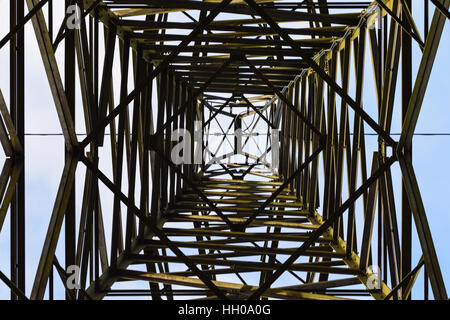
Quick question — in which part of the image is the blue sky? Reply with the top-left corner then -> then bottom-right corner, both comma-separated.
0,0 -> 449,300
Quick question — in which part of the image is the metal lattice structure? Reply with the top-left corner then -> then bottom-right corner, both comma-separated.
0,0 -> 449,300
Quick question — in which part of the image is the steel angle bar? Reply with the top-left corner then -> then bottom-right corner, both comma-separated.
398,0 -> 450,151
375,0 -> 425,49
30,156 -> 78,300
397,154 -> 447,299
249,155 -> 397,300
242,145 -> 325,230
0,0 -> 49,50
97,22 -> 117,146
241,96 -> 275,129
153,59 -> 232,138
359,153 -> 379,271
147,139 -> 236,229
241,147 -> 272,179
52,256 -> 94,300
243,57 -> 322,137
0,161 -> 22,233
25,0 -> 78,150
79,154 -> 227,299
384,255 -> 424,300
79,0 -> 233,149
244,0 -> 396,147
0,89 -> 23,155
53,0 -> 102,51
203,96 -> 235,127
0,270 -> 28,300
430,0 -> 450,20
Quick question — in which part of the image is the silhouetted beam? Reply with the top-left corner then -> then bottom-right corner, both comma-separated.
133,33 -> 334,48
117,20 -> 347,37
180,73 -> 295,81
115,269 -> 351,300
196,87 -> 276,95
151,55 -> 309,67
144,44 -> 317,56
140,239 -> 345,258
185,79 -> 289,87
170,65 -> 306,74
161,227 -> 332,243
111,1 -> 360,25
126,254 -> 360,275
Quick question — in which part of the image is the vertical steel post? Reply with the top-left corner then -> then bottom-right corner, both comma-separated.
401,0 -> 413,299
10,0 -> 25,300
65,0 -> 76,300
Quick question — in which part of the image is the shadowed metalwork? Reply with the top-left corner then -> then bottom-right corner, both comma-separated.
0,0 -> 449,300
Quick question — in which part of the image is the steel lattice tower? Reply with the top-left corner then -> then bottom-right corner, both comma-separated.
0,0 -> 449,300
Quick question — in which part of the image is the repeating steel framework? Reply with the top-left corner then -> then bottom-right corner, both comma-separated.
0,0 -> 449,300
